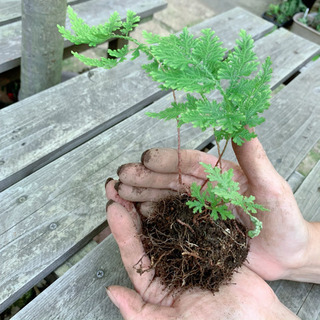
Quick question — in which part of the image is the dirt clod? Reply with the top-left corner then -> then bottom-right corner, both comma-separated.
137,194 -> 249,293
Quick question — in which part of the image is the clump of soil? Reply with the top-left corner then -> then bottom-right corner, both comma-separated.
136,194 -> 249,293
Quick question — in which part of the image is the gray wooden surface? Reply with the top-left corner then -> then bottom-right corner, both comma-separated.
1,32 -> 320,315
1,7 -> 320,319
0,7 -> 277,192
0,0 -> 167,73
11,234 -> 132,320
0,0 -> 88,25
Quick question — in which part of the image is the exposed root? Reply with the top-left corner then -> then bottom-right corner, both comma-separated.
138,194 -> 249,293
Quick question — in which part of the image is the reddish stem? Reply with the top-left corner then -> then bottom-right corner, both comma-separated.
172,89 -> 183,186
214,139 -> 229,169
199,139 -> 229,191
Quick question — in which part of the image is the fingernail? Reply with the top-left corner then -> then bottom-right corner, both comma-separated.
141,149 -> 151,164
106,287 -> 119,309
106,200 -> 115,212
114,181 -> 121,192
117,164 -> 125,176
104,177 -> 114,189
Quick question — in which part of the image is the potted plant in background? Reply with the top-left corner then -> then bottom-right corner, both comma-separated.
58,7 -> 272,293
291,7 -> 320,44
262,0 -> 307,27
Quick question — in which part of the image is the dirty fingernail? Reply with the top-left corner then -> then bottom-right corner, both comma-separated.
141,149 -> 151,164
104,177 -> 114,188
106,200 -> 115,212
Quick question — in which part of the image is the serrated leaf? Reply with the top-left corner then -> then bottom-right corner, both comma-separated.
120,10 -> 140,35
146,101 -> 187,121
142,30 -> 162,44
187,163 -> 268,237
72,51 -> 118,68
107,45 -> 129,62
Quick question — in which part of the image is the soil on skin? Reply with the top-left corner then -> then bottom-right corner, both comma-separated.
136,194 -> 249,293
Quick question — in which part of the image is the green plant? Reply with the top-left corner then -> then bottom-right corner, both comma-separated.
267,0 -> 307,24
299,8 -> 320,31
58,7 -> 272,237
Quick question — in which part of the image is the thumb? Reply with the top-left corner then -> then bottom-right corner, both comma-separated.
232,137 -> 281,187
106,285 -> 176,320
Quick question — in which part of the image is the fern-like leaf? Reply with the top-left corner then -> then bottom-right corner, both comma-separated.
187,163 -> 268,237
218,29 -> 259,84
121,10 -> 140,36
58,7 -> 123,46
72,51 -> 118,68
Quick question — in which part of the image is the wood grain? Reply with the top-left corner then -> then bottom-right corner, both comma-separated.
0,0 -> 89,26
0,37 -> 320,312
0,19 -> 319,312
297,284 -> 320,320
0,0 -> 167,72
0,7 -> 275,191
1,8 -> 320,317
11,235 -> 133,320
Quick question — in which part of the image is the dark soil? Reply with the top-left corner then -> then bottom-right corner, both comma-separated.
136,194 -> 249,294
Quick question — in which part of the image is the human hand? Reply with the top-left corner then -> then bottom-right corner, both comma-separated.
113,138 -> 319,283
105,183 -> 298,319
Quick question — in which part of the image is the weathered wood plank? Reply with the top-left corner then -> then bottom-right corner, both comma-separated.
11,235 -> 132,320
268,161 -> 320,316
208,59 -> 320,181
0,22 -> 318,311
0,0 -> 89,26
268,281 -> 313,315
54,240 -> 98,278
295,160 -> 320,222
0,7 -> 274,192
298,284 -> 320,320
287,171 -> 305,192
0,0 -> 167,73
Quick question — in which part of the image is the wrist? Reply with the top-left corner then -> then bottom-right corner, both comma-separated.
286,222 -> 320,283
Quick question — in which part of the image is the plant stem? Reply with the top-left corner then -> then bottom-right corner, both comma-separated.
215,139 -> 229,168
200,138 -> 229,191
172,90 -> 183,186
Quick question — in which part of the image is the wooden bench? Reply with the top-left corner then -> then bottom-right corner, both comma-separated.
0,7 -> 319,319
0,0 -> 167,74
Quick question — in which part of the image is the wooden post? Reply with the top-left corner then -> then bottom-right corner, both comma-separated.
20,0 -> 67,100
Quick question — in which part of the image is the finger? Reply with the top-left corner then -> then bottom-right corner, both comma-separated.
107,201 -> 154,292
116,182 -> 178,202
136,201 -> 156,217
107,202 -> 172,303
118,163 -> 203,190
142,148 -> 216,178
232,137 -> 283,187
105,179 -> 134,212
107,286 -> 177,320
142,148 -> 238,179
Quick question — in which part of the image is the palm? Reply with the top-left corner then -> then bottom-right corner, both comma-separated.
114,143 -> 309,281
106,197 -> 289,320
